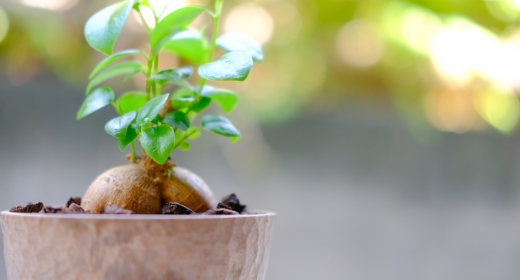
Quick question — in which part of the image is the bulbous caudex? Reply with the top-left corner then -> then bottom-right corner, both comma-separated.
81,155 -> 217,214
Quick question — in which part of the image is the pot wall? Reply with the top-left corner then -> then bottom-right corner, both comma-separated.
0,211 -> 275,280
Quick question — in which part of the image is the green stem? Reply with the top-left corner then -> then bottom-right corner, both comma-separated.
191,0 -> 223,107
153,56 -> 159,97
207,0 -> 223,65
174,127 -> 202,149
146,59 -> 153,99
131,141 -> 137,163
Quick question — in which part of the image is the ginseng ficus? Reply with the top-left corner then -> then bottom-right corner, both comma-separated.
77,0 -> 263,214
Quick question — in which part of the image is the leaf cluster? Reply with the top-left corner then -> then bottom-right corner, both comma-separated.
76,0 -> 263,164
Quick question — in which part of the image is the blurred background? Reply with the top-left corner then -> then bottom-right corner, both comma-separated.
2,0 -> 520,279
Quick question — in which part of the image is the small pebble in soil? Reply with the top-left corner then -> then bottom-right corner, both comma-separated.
218,193 -> 246,213
66,197 -> 82,208
9,202 -> 46,213
162,202 -> 194,215
59,203 -> 86,214
45,205 -> 63,213
203,208 -> 240,215
103,205 -> 134,215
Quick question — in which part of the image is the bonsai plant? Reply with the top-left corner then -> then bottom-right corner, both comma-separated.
1,1 -> 275,279
76,0 -> 263,215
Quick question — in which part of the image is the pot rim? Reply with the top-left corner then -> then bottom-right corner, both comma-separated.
0,210 -> 275,220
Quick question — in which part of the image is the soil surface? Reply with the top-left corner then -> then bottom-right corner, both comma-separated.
8,193 -> 249,216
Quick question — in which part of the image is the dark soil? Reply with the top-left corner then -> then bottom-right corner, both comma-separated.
218,193 -> 247,213
8,193 -> 251,215
9,202 -> 45,213
162,202 -> 193,215
66,197 -> 82,207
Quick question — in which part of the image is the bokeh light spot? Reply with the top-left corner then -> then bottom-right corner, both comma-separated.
429,18 -> 496,84
401,7 -> 442,54
0,6 -> 9,44
336,19 -> 384,68
425,89 -> 477,133
269,1 -> 302,45
18,0 -> 78,11
474,88 -> 520,134
224,4 -> 274,45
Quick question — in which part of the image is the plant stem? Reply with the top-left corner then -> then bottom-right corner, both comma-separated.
153,56 -> 159,96
131,141 -> 137,163
146,59 -> 153,99
174,127 -> 202,149
192,0 -> 223,103
207,0 -> 223,65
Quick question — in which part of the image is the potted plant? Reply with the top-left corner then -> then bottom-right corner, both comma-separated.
1,0 -> 275,279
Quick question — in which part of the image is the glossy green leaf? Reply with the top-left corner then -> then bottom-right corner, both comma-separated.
116,92 -> 148,114
216,33 -> 264,62
150,6 -> 206,56
191,96 -> 211,112
198,52 -> 253,81
201,114 -> 241,137
151,115 -> 163,125
84,0 -> 134,55
89,49 -> 142,79
172,97 -> 194,109
163,29 -> 208,65
104,111 -> 137,138
164,111 -> 190,131
136,94 -> 169,126
148,68 -> 191,85
87,61 -> 146,94
141,124 -> 175,164
117,125 -> 138,151
171,88 -> 195,109
77,87 -> 114,120
179,142 -> 191,151
201,86 -> 239,112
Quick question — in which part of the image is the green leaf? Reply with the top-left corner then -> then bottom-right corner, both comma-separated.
89,49 -> 142,79
172,97 -> 195,110
116,92 -> 148,114
141,124 -> 175,164
198,52 -> 253,81
217,33 -> 264,62
171,87 -> 195,109
136,94 -> 169,126
117,125 -> 138,151
104,111 -> 137,138
163,29 -> 208,65
87,61 -> 146,94
191,96 -> 211,112
150,6 -> 206,56
201,114 -> 241,137
77,87 -> 115,120
201,86 -> 239,112
164,111 -> 190,131
179,142 -> 191,151
151,115 -> 163,125
84,0 -> 134,55
148,68 -> 191,85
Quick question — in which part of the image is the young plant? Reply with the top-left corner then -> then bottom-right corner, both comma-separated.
76,0 -> 263,214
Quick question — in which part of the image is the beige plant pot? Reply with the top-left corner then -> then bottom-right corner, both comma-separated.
1,211 -> 275,280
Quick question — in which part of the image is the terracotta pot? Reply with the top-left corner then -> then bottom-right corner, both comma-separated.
0,211 -> 275,280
